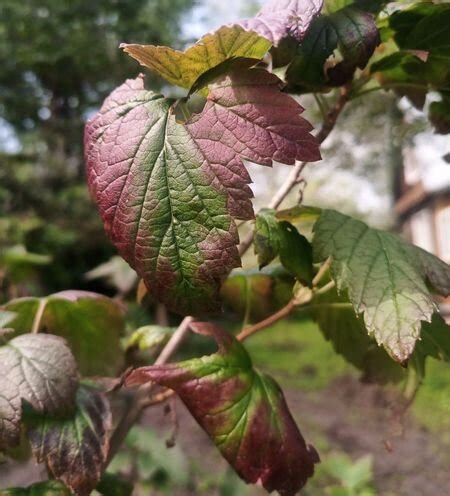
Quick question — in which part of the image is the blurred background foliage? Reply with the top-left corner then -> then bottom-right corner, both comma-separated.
0,0 -> 195,299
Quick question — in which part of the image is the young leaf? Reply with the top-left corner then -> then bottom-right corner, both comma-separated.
221,266 -> 294,322
0,481 -> 71,495
239,0 -> 324,45
24,385 -> 112,496
121,26 -> 271,91
2,291 -> 125,376
126,325 -> 174,352
254,208 -> 314,285
0,334 -> 78,450
313,209 -> 450,362
126,322 -> 318,495
85,68 -> 319,315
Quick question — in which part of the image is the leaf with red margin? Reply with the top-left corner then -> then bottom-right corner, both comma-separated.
126,322 -> 319,495
85,68 -> 319,315
24,385 -> 112,496
238,0 -> 324,45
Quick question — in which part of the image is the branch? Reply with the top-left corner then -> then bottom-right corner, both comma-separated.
237,300 -> 296,341
31,298 -> 47,334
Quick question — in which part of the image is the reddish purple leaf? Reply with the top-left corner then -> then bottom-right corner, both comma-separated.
25,385 -> 112,496
85,68 -> 319,314
126,323 -> 319,495
238,0 -> 323,45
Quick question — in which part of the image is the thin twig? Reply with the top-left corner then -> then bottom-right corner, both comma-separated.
312,257 -> 331,287
106,316 -> 193,464
155,316 -> 194,365
237,300 -> 295,342
314,280 -> 336,295
31,298 -> 47,334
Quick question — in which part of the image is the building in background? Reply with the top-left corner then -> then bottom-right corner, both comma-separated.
394,138 -> 450,314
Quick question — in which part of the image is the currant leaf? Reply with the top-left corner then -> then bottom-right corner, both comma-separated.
0,334 -> 78,450
121,26 -> 271,92
239,0 -> 324,45
313,209 -> 450,362
2,291 -> 125,376
283,5 -> 379,91
126,322 -> 319,495
85,68 -> 319,314
255,208 -> 314,285
24,385 -> 112,496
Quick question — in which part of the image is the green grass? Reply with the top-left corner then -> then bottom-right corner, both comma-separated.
413,358 -> 450,443
245,316 -> 355,390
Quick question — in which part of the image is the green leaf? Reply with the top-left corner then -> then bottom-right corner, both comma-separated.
121,25 -> 271,92
414,313 -> 450,369
24,385 -> 112,496
283,5 -> 379,91
126,322 -> 319,495
254,209 -> 314,285
2,291 -> 125,376
85,68 -> 319,315
325,0 -> 388,15
0,481 -> 71,495
372,3 -> 450,110
313,209 -> 450,362
220,266 -> 294,322
0,334 -> 78,450
126,325 -> 174,352
371,51 -> 428,109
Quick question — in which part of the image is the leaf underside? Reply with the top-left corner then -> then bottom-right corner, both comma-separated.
126,322 -> 318,495
85,68 -> 319,314
0,334 -> 78,451
313,209 -> 450,362
238,0 -> 324,45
